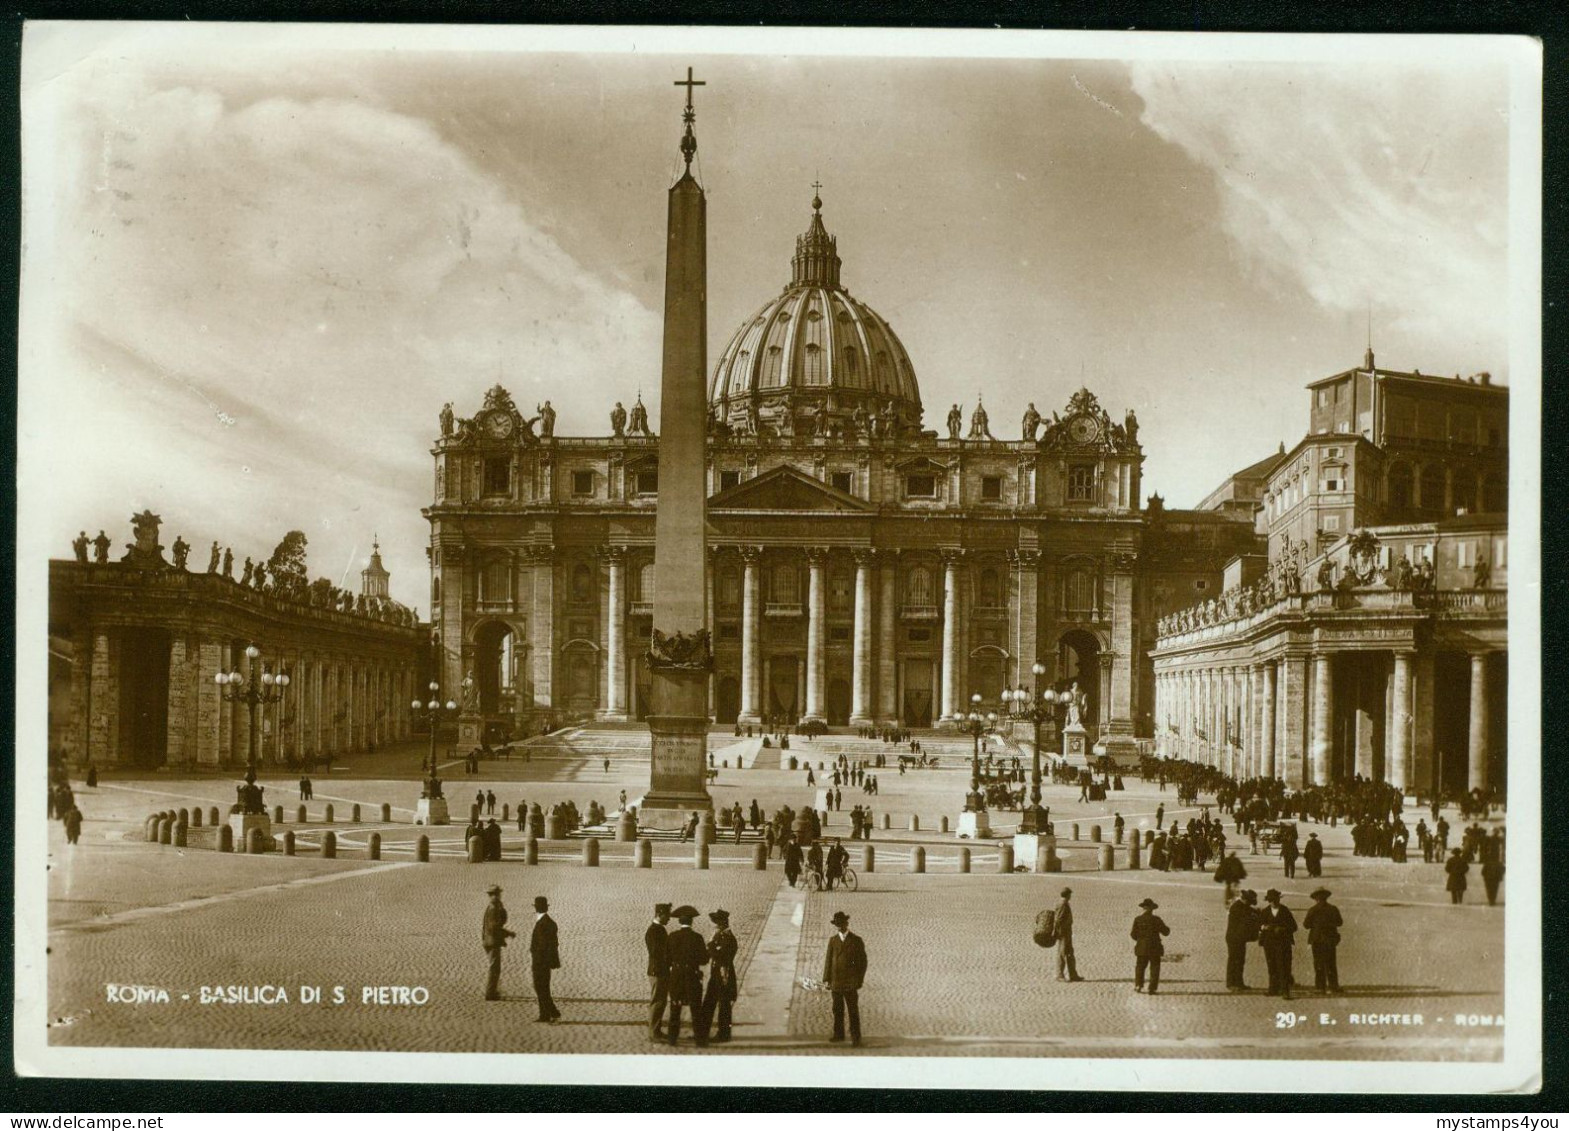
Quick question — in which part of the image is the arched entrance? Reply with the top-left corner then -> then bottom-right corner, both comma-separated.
902,660 -> 934,727
826,678 -> 851,726
119,628 -> 170,768
767,656 -> 799,721
473,621 -> 517,718
1058,630 -> 1101,741
968,646 -> 1007,708
716,675 -> 741,724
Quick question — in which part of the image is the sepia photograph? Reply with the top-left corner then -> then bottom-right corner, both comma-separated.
14,23 -> 1542,1093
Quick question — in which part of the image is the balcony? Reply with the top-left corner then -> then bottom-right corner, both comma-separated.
900,604 -> 939,621
629,600 -> 654,617
765,602 -> 803,618
971,604 -> 1007,618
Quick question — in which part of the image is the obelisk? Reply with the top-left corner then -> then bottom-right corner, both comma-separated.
640,68 -> 714,824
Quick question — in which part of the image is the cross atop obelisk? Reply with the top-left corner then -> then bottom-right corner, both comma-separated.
675,66 -> 705,171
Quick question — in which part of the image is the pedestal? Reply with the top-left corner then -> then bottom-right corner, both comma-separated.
229,812 -> 275,851
639,669 -> 713,828
415,797 -> 450,826
955,808 -> 991,839
458,715 -> 483,748
1062,723 -> 1089,764
1012,831 -> 1060,873
1092,734 -> 1142,768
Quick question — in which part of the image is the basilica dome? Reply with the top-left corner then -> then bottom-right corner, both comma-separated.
708,194 -> 923,435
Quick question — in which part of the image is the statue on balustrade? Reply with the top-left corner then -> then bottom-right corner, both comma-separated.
1316,559 -> 1335,591
440,402 -> 454,438
92,530 -> 110,563
208,542 -> 221,572
628,395 -> 651,437
222,548 -> 234,578
946,404 -> 963,440
1022,403 -> 1041,442
172,536 -> 190,570
1473,558 -> 1490,589
72,532 -> 89,563
241,557 -> 254,586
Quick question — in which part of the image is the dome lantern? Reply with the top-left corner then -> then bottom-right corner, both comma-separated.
791,186 -> 842,290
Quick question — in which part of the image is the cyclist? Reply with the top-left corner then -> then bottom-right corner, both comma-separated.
826,838 -> 848,891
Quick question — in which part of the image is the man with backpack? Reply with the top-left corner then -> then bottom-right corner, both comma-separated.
1051,888 -> 1084,982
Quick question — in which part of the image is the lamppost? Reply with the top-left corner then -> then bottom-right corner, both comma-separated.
412,680 -> 458,825
1001,662 -> 1069,834
955,693 -> 996,839
214,644 -> 289,835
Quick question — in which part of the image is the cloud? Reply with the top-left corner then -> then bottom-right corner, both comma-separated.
28,62 -> 662,607
1128,62 -> 1509,359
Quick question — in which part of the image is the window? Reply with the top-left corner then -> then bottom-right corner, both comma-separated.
831,471 -> 853,494
480,559 -> 511,604
483,458 -> 511,496
1494,537 -> 1508,568
1388,463 -> 1414,510
718,624 -> 739,641
1317,389 -> 1329,408
719,470 -> 740,492
1323,515 -> 1341,533
977,568 -> 1001,607
981,475 -> 1002,501
571,470 -> 594,496
1195,580 -> 1208,592
1063,568 -> 1096,615
829,574 -> 852,613
718,567 -> 740,609
431,577 -> 441,606
571,563 -> 593,602
905,565 -> 933,605
636,562 -> 656,603
804,342 -> 825,385
1320,479 -> 1341,493
771,563 -> 798,603
906,627 -> 931,643
635,468 -> 659,496
905,473 -> 937,498
842,349 -> 858,378
1326,447 -> 1343,459
1456,540 -> 1475,568
829,626 -> 851,643
1067,464 -> 1095,502
1419,466 -> 1445,511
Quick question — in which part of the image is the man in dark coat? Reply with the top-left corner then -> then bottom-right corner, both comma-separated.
1258,888 -> 1298,999
483,818 -> 503,861
1445,848 -> 1470,903
530,895 -> 561,1021
1130,897 -> 1170,994
665,905 -> 708,1046
701,909 -> 739,1043
1225,889 -> 1260,990
824,910 -> 868,1046
63,806 -> 83,845
1303,832 -> 1324,877
1481,850 -> 1505,906
481,885 -> 516,1001
1302,887 -> 1343,993
784,835 -> 804,888
807,840 -> 825,887
645,902 -> 672,1040
1214,852 -> 1247,906
1053,887 -> 1084,982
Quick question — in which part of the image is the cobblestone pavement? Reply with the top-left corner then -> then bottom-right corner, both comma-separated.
43,735 -> 1507,1059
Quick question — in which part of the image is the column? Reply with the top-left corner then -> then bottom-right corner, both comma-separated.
878,553 -> 899,723
531,548 -> 555,721
1013,550 -> 1040,689
1311,652 -> 1333,786
738,547 -> 762,724
1260,662 -> 1277,780
804,549 -> 826,722
1104,556 -> 1137,741
849,550 -> 874,726
196,640 -> 223,767
601,548 -> 627,720
939,550 -> 962,722
1388,650 -> 1413,793
1468,652 -> 1489,792
1241,666 -> 1255,778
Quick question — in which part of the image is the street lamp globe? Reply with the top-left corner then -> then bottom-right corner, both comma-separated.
429,681 -> 440,693
1032,661 -> 1046,679
245,644 -> 260,661
445,700 -> 457,712
411,698 -> 422,710
261,671 -> 274,686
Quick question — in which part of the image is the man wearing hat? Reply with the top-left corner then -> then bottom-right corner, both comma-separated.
530,896 -> 561,1022
645,903 -> 672,1041
481,885 -> 516,1002
1302,888 -> 1343,993
823,910 -> 868,1046
1129,898 -> 1170,994
1053,888 -> 1084,982
1224,889 -> 1260,991
701,909 -> 739,1043
665,905 -> 708,1046
1303,832 -> 1324,878
1257,889 -> 1298,1000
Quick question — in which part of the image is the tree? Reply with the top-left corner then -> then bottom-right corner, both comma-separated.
268,531 -> 309,583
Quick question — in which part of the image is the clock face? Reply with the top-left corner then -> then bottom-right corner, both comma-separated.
1067,413 -> 1100,444
485,411 -> 516,440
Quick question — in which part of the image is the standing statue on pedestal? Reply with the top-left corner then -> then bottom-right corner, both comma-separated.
537,400 -> 556,438
440,402 -> 454,438
241,558 -> 254,586
172,536 -> 190,570
253,562 -> 268,589
92,531 -> 110,563
207,542 -> 221,572
946,404 -> 963,440
814,399 -> 831,437
1022,403 -> 1041,442
610,401 -> 627,437
1125,409 -> 1139,444
72,532 -> 89,563
222,548 -> 234,578
1065,682 -> 1087,728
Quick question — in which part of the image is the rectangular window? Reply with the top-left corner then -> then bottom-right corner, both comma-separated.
571,470 -> 594,496
1195,580 -> 1208,592
719,469 -> 740,491
635,469 -> 659,496
981,475 -> 1002,501
483,458 -> 511,496
1323,514 -> 1341,533
831,471 -> 853,494
1494,537 -> 1507,568
1317,389 -> 1328,408
1456,540 -> 1475,568
905,473 -> 937,498
1067,464 -> 1095,502
1325,447 -> 1342,459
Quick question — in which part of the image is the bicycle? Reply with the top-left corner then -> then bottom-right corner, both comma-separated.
809,866 -> 859,893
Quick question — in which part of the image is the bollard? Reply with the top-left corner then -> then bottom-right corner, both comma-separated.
940,816 -> 950,834
1143,829 -> 1154,848
369,832 -> 382,860
1037,844 -> 1052,873
502,803 -> 510,822
216,824 -> 233,852
880,813 -> 891,830
909,815 -> 920,832
698,820 -> 716,847
273,805 -> 284,825
616,812 -> 637,843
324,804 -> 335,824
191,807 -> 203,829
471,803 -> 482,823
528,805 -> 545,839
144,815 -> 159,842
695,843 -> 710,870
1072,822 -> 1080,841
467,836 -> 484,863
283,830 -> 295,856
322,830 -> 337,858
1099,843 -> 1115,871
753,843 -> 768,870
296,805 -> 307,824
1115,826 -> 1124,845
959,847 -> 971,874
912,846 -> 926,873
381,803 -> 392,823
546,813 -> 568,840
246,828 -> 264,854
158,818 -> 172,845
999,844 -> 1015,873
582,839 -> 600,867
174,823 -> 187,848
636,838 -> 652,868
861,845 -> 875,873
208,806 -> 220,827
416,835 -> 429,862
526,837 -> 539,866
1127,838 -> 1142,870
351,804 -> 361,823
178,807 -> 190,826
1091,824 -> 1102,843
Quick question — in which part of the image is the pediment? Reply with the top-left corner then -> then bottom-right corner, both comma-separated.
709,465 -> 872,513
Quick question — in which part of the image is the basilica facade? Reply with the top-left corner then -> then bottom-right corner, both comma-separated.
425,197 -> 1257,755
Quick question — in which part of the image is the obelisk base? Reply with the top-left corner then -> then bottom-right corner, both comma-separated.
639,669 -> 713,829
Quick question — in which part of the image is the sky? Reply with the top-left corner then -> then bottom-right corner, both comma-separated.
20,26 -> 1522,611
